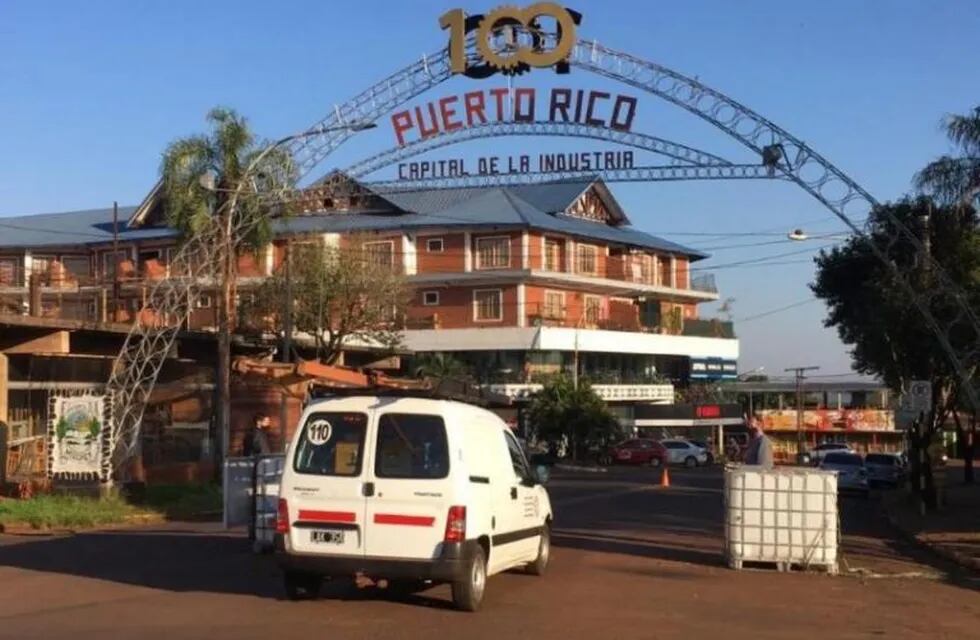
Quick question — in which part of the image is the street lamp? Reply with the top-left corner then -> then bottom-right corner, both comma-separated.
787,229 -> 851,242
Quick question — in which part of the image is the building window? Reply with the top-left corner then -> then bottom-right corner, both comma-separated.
61,256 -> 90,280
543,290 -> 565,319
584,295 -> 602,325
363,241 -> 395,269
197,294 -> 213,309
657,255 -> 672,287
31,255 -> 53,280
99,250 -> 127,280
475,236 -> 510,269
576,244 -> 598,275
473,289 -> 503,321
0,258 -> 18,286
422,290 -> 440,306
544,238 -> 562,271
426,238 -> 444,253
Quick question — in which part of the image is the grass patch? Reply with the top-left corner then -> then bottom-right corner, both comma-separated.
139,483 -> 223,519
0,484 -> 223,530
0,495 -> 143,530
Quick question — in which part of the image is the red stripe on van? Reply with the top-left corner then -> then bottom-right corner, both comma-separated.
297,509 -> 357,524
373,513 -> 435,527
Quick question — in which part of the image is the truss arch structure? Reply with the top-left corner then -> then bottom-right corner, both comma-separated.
345,120 -> 735,179
108,31 -> 978,465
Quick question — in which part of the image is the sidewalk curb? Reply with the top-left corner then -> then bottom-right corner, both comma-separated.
554,463 -> 609,474
0,512 -> 166,537
881,502 -> 980,575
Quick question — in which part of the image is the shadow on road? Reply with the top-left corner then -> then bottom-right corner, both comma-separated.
553,529 -> 725,568
0,528 -> 282,598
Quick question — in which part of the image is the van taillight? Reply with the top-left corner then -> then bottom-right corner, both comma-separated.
444,505 -> 466,543
276,498 -> 290,534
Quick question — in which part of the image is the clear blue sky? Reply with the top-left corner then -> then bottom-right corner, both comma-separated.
2,0 -> 977,381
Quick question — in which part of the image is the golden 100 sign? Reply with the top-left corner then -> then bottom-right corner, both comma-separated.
440,4 -> 582,77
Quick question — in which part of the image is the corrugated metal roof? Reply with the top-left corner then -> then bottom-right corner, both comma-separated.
1,180 -> 706,258
0,206 -> 175,248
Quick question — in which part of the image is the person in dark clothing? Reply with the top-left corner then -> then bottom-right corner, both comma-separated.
744,418 -> 774,469
244,413 -> 273,457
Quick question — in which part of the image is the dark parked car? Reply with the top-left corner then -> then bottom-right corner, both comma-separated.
864,452 -> 906,488
599,439 -> 667,467
820,452 -> 869,496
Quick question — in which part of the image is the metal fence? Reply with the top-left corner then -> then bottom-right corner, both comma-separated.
222,454 -> 285,552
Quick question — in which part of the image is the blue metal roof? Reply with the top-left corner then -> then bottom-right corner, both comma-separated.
1,180 -> 706,259
0,206 -> 175,248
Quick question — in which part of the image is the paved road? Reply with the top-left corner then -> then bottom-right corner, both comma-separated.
1,467 -> 978,640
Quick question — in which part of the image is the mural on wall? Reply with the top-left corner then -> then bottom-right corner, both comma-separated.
758,409 -> 895,432
48,393 -> 112,481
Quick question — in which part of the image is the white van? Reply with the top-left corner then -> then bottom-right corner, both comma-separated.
274,395 -> 553,611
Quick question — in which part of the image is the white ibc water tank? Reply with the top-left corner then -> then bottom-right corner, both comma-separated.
724,466 -> 839,573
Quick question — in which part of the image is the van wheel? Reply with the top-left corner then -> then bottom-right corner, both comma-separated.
649,457 -> 662,468
684,456 -> 697,468
526,525 -> 551,576
452,545 -> 487,612
283,571 -> 322,601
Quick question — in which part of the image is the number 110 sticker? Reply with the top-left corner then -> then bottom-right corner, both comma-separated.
307,419 -> 333,446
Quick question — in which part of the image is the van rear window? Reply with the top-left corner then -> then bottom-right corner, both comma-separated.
375,413 -> 449,479
293,412 -> 367,477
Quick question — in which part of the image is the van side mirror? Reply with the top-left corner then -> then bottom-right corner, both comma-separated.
534,465 -> 551,484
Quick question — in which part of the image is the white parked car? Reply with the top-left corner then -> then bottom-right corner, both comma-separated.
809,442 -> 853,465
275,395 -> 553,611
660,439 -> 709,467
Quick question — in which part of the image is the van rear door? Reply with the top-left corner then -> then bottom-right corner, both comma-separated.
363,411 -> 452,560
286,410 -> 370,557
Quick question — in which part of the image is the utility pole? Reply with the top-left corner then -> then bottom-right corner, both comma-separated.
281,242 -> 292,363
785,366 -> 819,463
112,201 -> 119,321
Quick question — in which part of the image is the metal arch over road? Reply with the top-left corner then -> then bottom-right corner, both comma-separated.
344,121 -> 735,179
275,33 -> 977,407
106,25 -> 979,464
367,164 -> 774,191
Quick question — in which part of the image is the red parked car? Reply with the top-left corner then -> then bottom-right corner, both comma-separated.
599,439 -> 667,467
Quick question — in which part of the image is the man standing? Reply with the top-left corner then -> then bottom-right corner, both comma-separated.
244,413 -> 273,457
744,418 -> 774,469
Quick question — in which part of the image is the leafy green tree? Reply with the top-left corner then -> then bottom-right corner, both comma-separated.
242,241 -> 407,364
161,107 -> 296,457
812,197 -> 979,501
413,353 -> 471,381
527,375 -> 622,461
916,106 -> 980,207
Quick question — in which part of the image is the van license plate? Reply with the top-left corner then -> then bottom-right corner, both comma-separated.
310,529 -> 345,544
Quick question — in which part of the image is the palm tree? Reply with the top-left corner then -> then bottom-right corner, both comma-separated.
413,353 -> 470,381
915,106 -> 980,207
160,107 -> 295,460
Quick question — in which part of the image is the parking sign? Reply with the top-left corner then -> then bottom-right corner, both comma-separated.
901,380 -> 932,413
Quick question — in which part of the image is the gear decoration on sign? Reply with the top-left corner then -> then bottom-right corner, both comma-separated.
478,6 -> 527,71
461,4 -> 581,79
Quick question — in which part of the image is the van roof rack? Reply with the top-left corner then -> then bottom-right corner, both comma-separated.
232,357 -> 511,407
308,377 -> 512,408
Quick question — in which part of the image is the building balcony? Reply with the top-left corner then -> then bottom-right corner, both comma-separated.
407,268 -> 718,302
402,325 -> 739,359
485,382 -> 675,403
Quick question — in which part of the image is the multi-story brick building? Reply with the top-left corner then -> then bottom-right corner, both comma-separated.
0,175 -> 738,423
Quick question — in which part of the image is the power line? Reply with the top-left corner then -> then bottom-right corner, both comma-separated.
689,243 -> 835,272
733,298 -> 819,323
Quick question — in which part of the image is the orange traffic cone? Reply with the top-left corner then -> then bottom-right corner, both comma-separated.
660,464 -> 670,488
